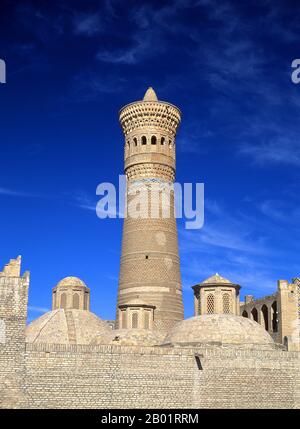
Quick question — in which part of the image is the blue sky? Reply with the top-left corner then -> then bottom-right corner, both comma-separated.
0,0 -> 300,322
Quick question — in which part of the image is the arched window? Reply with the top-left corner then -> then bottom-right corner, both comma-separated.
132,312 -> 138,328
60,293 -> 66,309
161,137 -> 165,145
207,294 -> 215,314
169,139 -> 172,146
271,301 -> 278,332
242,310 -> 248,318
121,310 -> 127,329
261,304 -> 269,331
133,137 -> 137,146
141,136 -> 147,145
144,311 -> 150,329
73,293 -> 79,309
84,292 -> 88,310
53,291 -> 57,309
251,307 -> 258,322
222,293 -> 231,314
151,136 -> 157,145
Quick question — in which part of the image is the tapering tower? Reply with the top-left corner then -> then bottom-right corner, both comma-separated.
116,87 -> 184,332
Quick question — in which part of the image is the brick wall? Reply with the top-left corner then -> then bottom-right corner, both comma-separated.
22,343 -> 300,409
0,274 -> 29,408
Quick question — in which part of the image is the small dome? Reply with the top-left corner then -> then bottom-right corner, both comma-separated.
202,273 -> 233,284
26,309 -> 112,345
56,276 -> 86,288
93,329 -> 164,347
143,87 -> 158,102
162,314 -> 275,349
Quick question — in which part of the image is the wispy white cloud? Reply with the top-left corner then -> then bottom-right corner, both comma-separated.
0,187 -> 37,198
258,198 -> 300,223
204,199 -> 222,216
181,221 -> 266,255
96,0 -> 192,65
259,0 -> 300,43
177,121 -> 214,154
259,199 -> 286,221
72,13 -> 102,36
72,191 -> 124,218
180,197 -> 268,255
179,198 -> 287,298
70,191 -> 97,211
28,305 -> 50,314
15,3 -> 116,43
239,138 -> 300,167
15,4 -> 65,43
68,72 -> 126,101
96,31 -> 158,65
0,186 -> 121,219
181,257 -> 277,297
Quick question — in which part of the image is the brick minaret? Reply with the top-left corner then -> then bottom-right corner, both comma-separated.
116,87 -> 184,332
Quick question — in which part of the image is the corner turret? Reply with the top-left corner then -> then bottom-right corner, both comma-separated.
0,256 -> 29,407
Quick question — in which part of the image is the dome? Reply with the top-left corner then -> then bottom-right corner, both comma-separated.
202,273 -> 233,285
26,309 -> 112,345
162,314 -> 275,349
92,329 -> 164,347
56,276 -> 86,288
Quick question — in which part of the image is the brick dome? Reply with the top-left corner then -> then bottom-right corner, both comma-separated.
202,273 -> 233,285
162,314 -> 275,349
56,276 -> 86,288
26,309 -> 112,345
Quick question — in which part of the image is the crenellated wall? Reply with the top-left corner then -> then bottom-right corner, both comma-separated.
0,257 -> 29,408
240,279 -> 299,349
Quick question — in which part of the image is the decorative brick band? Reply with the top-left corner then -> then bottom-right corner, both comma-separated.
119,101 -> 181,136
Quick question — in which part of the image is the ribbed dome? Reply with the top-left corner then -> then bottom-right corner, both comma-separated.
26,309 -> 112,345
56,276 -> 86,288
202,273 -> 233,284
162,314 -> 275,349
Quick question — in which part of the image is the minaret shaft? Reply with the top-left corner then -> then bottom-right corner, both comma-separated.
116,88 -> 184,332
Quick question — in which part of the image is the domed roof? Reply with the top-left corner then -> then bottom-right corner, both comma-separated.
162,314 -> 275,349
26,309 -> 112,345
56,276 -> 86,288
202,273 -> 233,284
143,87 -> 158,102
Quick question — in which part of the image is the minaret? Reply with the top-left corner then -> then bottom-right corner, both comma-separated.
116,87 -> 184,332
